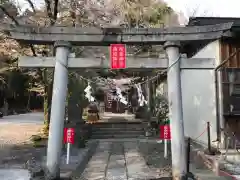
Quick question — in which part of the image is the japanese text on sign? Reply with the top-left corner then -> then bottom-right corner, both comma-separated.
63,128 -> 75,144
160,125 -> 171,140
110,44 -> 126,69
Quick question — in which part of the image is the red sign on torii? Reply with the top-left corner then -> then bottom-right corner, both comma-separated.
110,44 -> 126,69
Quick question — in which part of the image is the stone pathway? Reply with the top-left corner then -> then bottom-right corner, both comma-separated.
78,140 -> 166,180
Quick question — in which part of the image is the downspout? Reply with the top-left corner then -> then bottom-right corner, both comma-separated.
214,48 -> 240,144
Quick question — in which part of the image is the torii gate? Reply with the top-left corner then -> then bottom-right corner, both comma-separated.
0,22 -> 233,180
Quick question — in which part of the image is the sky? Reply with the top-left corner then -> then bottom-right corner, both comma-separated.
164,0 -> 240,18
15,0 -> 240,18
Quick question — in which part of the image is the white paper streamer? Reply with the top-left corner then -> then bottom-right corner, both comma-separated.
84,83 -> 95,102
135,83 -> 147,106
116,87 -> 128,105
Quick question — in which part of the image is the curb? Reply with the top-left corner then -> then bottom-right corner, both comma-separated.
219,170 -> 238,180
69,140 -> 99,179
218,160 -> 240,180
190,145 -> 239,179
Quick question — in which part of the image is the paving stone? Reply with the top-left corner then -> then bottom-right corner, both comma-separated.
125,152 -> 141,157
89,155 -> 109,163
106,142 -> 127,179
126,157 -> 146,165
77,140 -> 171,180
109,154 -> 124,160
80,171 -> 105,179
109,154 -> 125,161
84,166 -> 107,173
124,141 -> 155,179
124,141 -> 138,148
0,169 -> 30,180
106,167 -> 127,179
79,142 -> 111,180
108,159 -> 125,169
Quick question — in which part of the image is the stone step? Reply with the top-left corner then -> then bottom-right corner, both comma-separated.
92,130 -> 144,136
92,123 -> 144,129
92,121 -> 143,125
91,127 -> 144,131
91,134 -> 145,139
90,121 -> 146,139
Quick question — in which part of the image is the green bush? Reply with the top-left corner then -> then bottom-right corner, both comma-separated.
152,95 -> 169,124
30,135 -> 42,142
77,134 -> 87,148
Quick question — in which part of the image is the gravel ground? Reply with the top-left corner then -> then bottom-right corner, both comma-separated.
0,144 -> 46,168
138,141 -> 172,177
0,120 -> 45,168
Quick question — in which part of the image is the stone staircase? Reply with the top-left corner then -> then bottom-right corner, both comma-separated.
91,121 -> 145,139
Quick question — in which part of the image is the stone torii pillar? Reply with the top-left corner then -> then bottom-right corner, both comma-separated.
46,41 -> 71,179
164,41 -> 186,180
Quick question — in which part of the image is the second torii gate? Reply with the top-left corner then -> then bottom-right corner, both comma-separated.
0,22 -> 233,180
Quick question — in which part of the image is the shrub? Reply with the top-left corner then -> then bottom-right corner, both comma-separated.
152,95 -> 169,124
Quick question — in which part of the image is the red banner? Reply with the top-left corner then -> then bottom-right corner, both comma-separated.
110,44 -> 126,69
160,125 -> 171,140
63,128 -> 75,144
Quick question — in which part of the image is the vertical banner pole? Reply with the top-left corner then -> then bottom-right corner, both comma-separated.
66,142 -> 70,164
164,139 -> 168,158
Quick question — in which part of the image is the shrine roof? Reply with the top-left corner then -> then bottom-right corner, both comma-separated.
188,17 -> 240,28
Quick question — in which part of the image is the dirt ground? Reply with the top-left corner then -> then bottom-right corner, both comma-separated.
0,123 -> 43,145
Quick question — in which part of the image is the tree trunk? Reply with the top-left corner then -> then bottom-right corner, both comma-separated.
44,94 -> 48,123
43,92 -> 49,134
47,83 -> 53,122
26,92 -> 31,111
2,98 -> 8,116
43,82 -> 53,135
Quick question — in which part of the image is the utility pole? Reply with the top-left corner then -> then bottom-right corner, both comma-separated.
46,41 -> 71,179
164,41 -> 186,180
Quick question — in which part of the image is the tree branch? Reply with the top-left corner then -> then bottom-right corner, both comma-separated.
30,45 -> 37,56
44,0 -> 53,24
44,0 -> 59,25
50,0 -> 59,55
52,0 -> 59,24
0,5 -> 36,57
0,5 -> 19,25
25,0 -> 36,13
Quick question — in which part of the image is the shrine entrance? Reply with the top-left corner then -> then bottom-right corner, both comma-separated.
1,22 -> 233,179
105,98 -> 126,113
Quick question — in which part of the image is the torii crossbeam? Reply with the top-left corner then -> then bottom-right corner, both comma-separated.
18,56 -> 215,69
0,22 -> 233,45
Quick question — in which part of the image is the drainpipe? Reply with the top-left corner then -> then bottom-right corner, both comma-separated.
214,48 -> 240,147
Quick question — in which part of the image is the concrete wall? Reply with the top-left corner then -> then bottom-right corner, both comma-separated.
181,40 -> 221,146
